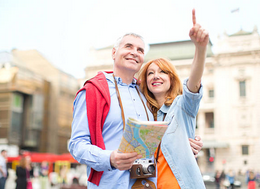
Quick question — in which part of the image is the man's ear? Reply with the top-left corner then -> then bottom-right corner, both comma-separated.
112,48 -> 116,60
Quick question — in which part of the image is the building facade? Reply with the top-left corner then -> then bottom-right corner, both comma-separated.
197,27 -> 260,174
0,50 -> 80,155
84,28 -> 260,174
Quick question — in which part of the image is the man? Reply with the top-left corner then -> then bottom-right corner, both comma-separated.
0,150 -> 7,189
69,32 -> 203,188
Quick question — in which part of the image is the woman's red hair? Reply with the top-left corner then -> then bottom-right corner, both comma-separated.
138,58 -> 183,119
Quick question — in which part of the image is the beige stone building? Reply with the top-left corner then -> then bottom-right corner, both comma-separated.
196,27 -> 260,174
0,50 -> 79,154
84,28 -> 260,174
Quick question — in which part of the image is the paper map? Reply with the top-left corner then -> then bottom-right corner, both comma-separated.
118,117 -> 168,158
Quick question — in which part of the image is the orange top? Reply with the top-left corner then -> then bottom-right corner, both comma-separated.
155,147 -> 181,189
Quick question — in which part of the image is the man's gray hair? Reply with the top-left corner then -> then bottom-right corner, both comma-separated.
113,33 -> 145,50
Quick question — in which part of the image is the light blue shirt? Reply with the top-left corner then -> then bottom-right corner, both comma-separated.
69,72 -> 156,189
0,155 -> 7,178
158,79 -> 206,189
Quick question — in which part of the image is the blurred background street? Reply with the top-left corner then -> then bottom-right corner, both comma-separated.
3,166 -> 260,189
4,164 -> 88,189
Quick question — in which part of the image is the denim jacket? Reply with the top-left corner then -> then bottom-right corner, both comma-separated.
158,79 -> 206,189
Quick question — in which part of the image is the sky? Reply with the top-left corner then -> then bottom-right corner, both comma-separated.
0,0 -> 260,78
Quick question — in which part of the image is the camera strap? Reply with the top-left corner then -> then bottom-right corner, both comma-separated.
113,74 -> 149,130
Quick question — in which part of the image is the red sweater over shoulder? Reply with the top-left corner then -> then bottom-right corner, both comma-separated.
75,71 -> 111,186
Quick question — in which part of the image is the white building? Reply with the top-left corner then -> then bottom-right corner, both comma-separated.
197,27 -> 260,174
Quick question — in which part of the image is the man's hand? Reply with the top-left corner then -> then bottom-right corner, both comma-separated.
189,9 -> 209,49
0,168 -> 6,178
110,150 -> 142,171
189,135 -> 203,158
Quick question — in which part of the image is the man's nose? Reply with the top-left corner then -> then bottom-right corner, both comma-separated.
130,48 -> 138,56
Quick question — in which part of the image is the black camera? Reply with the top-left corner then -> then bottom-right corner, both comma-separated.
130,159 -> 156,179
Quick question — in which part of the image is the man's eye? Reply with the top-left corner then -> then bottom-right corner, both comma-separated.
138,49 -> 144,54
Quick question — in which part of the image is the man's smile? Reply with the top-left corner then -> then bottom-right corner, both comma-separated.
125,58 -> 138,63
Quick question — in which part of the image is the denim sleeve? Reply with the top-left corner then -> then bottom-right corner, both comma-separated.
181,78 -> 203,118
68,90 -> 113,172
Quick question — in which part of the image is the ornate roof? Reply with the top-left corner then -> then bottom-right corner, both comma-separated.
229,29 -> 252,37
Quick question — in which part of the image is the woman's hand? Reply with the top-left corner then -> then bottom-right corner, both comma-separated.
189,9 -> 209,49
189,135 -> 203,158
187,9 -> 209,93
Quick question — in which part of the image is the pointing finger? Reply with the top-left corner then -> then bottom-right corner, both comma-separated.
192,9 -> 196,26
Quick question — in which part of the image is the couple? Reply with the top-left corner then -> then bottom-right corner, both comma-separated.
69,9 -> 209,189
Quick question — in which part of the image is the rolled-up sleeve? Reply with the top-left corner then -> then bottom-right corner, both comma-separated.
181,78 -> 203,118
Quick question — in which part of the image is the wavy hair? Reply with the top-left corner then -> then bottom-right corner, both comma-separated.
138,58 -> 183,119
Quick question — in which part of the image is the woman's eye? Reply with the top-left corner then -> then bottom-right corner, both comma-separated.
160,70 -> 166,74
147,72 -> 153,76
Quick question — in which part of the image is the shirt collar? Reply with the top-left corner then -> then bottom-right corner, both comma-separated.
158,104 -> 170,115
104,72 -> 137,87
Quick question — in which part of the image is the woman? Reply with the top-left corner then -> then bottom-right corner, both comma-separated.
215,170 -> 222,189
247,171 -> 256,189
16,156 -> 33,189
138,9 -> 208,189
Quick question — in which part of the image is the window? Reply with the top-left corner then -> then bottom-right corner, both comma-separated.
12,93 -> 23,113
10,93 -> 24,143
239,80 -> 246,97
209,89 -> 214,98
242,145 -> 249,155
31,94 -> 43,129
205,112 -> 214,128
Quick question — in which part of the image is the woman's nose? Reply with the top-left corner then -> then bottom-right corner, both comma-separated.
153,73 -> 159,80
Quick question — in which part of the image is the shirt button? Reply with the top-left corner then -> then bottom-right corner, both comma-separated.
133,99 -> 135,101
138,114 -> 140,117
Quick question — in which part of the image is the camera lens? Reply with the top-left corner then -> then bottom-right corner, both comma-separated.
142,164 -> 155,174
147,164 -> 155,174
